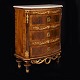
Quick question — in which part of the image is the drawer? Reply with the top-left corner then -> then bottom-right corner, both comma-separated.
29,13 -> 61,30
29,27 -> 60,42
30,41 -> 61,58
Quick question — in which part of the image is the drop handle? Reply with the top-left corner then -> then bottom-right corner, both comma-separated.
47,32 -> 50,37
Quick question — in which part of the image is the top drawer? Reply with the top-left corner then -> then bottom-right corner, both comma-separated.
27,8 -> 62,31
29,13 -> 61,30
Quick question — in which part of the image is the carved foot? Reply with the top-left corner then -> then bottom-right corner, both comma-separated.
24,61 -> 31,73
56,55 -> 61,64
26,66 -> 29,73
16,59 -> 22,68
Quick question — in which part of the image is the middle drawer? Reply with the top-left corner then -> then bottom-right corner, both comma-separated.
29,27 -> 60,42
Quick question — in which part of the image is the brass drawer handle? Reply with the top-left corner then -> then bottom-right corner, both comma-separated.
47,16 -> 51,22
47,32 -> 50,37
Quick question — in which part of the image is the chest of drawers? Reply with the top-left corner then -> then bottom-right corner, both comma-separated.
13,4 -> 63,73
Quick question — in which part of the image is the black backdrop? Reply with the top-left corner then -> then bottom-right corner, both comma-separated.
1,0 -> 80,80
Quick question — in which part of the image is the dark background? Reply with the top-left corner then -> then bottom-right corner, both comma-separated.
1,0 -> 80,80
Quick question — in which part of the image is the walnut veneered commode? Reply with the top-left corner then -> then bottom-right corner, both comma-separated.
13,4 -> 63,73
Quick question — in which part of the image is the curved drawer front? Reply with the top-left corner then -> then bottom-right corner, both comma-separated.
27,8 -> 62,58
29,27 -> 60,45
30,41 -> 61,58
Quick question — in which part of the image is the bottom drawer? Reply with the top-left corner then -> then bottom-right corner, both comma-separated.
30,41 -> 61,58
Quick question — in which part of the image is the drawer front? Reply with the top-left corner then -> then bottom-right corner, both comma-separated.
29,13 -> 61,30
30,27 -> 60,42
28,8 -> 62,58
30,41 -> 61,58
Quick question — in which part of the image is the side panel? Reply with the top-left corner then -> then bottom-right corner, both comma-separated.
15,8 -> 26,57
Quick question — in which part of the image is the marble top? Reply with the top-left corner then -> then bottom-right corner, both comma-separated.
13,4 -> 63,9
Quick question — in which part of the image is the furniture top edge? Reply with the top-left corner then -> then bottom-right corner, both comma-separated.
13,4 -> 63,9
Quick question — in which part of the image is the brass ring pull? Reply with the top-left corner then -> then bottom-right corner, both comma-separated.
47,32 -> 50,37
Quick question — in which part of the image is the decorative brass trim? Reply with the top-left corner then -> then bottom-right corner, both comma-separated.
31,51 -> 61,64
33,11 -> 48,14
25,51 -> 29,58
32,10 -> 60,14
31,38 -> 59,45
26,11 -> 29,23
14,50 -> 61,61
32,24 -> 60,30
45,58 -> 51,64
